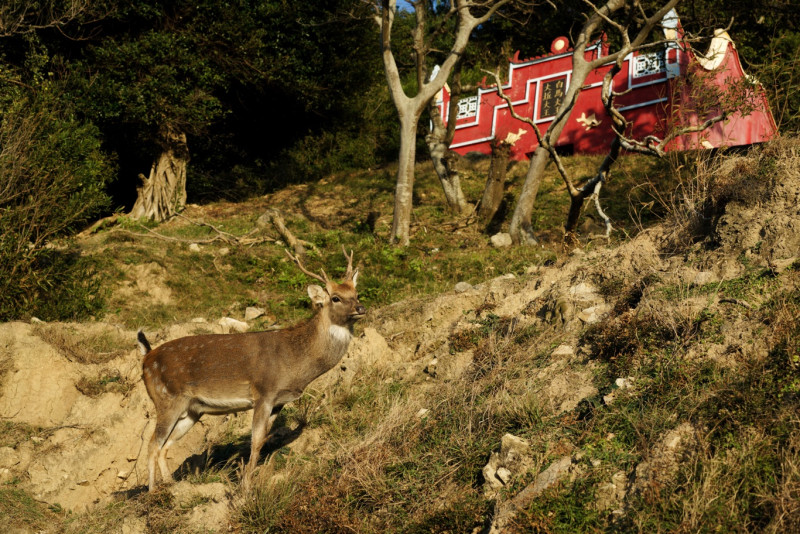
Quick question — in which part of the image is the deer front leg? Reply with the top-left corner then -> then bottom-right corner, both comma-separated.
242,400 -> 278,490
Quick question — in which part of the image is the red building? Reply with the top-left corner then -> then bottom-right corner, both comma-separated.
436,10 -> 778,160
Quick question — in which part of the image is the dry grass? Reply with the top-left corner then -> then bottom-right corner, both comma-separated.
233,323 -> 561,533
32,324 -> 130,364
765,432 -> 800,533
75,368 -> 135,397
0,421 -> 41,449
0,487 -> 61,533
237,463 -> 303,531
657,136 -> 800,253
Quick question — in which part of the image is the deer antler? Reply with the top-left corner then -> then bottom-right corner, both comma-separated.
341,245 -> 355,281
285,249 -> 329,285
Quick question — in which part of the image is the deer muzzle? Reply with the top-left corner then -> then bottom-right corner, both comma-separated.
350,305 -> 366,320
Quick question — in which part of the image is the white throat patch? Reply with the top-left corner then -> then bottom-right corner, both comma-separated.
329,325 -> 353,344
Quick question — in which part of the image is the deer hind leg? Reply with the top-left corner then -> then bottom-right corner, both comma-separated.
148,404 -> 198,491
158,411 -> 201,483
147,430 -> 159,491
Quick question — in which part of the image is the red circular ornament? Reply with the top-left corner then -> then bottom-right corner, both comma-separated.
551,37 -> 569,54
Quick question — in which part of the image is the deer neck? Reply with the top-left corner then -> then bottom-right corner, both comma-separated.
319,309 -> 353,363
289,309 -> 354,383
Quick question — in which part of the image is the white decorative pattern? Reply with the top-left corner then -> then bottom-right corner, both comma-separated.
456,96 -> 479,119
633,51 -> 666,78
576,112 -> 601,131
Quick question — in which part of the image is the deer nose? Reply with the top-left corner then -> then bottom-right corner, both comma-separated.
355,305 -> 366,316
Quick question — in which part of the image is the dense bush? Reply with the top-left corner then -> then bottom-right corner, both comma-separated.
0,93 -> 113,320
752,30 -> 800,134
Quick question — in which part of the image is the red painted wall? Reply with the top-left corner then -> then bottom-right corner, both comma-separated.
437,13 -> 777,160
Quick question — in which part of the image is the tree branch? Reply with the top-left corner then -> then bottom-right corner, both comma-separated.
485,68 -> 580,197
257,208 -> 317,257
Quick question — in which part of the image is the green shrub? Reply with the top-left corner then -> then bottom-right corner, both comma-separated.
0,92 -> 113,320
752,30 -> 800,134
280,129 -> 379,183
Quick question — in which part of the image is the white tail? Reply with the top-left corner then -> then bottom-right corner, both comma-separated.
140,248 -> 365,491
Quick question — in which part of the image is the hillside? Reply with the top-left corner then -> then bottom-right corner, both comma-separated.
1,139 -> 799,532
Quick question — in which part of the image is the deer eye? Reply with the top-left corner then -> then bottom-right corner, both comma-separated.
331,296 -> 341,303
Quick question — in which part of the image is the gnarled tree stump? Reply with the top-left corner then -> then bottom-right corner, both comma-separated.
129,127 -> 188,222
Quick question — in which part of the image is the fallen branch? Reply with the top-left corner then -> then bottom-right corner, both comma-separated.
719,297 -> 753,310
438,204 -> 479,230
81,209 -> 319,251
174,213 -> 257,245
77,213 -> 123,238
107,226 -> 275,247
487,456 -> 575,533
257,208 -> 317,257
81,210 -> 279,246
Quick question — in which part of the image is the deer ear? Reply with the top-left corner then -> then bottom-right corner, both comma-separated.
352,270 -> 359,288
307,284 -> 329,306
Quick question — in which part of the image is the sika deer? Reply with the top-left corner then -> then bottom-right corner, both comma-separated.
139,248 -> 365,491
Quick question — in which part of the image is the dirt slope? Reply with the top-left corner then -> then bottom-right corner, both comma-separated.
1,139 -> 799,531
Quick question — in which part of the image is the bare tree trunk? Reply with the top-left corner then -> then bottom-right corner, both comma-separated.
391,117 -> 418,246
564,137 -> 621,240
426,125 -> 468,213
375,0 -> 512,246
477,140 -> 512,222
130,127 -> 188,222
509,146 -> 550,244
507,65 -> 586,245
426,69 -> 468,214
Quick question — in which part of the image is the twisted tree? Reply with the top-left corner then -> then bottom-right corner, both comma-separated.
374,0 -> 513,245
506,0 -> 681,245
